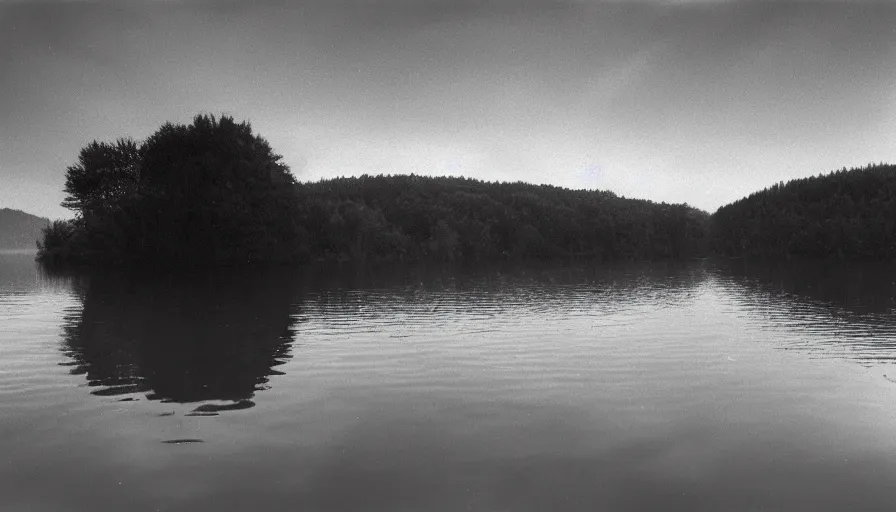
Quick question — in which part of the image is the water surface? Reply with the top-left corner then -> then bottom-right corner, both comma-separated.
3,252 -> 896,511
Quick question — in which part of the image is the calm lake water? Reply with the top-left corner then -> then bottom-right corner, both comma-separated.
3,251 -> 896,511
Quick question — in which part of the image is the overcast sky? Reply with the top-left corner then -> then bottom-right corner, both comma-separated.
2,0 -> 894,219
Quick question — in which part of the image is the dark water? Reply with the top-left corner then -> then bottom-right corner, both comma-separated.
3,251 -> 896,511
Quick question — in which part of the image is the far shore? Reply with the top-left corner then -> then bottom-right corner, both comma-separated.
0,249 -> 38,255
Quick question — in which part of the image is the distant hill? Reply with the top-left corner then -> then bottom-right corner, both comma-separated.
0,208 -> 50,250
710,163 -> 896,259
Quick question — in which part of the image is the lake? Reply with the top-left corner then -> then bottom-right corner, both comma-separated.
3,251 -> 896,511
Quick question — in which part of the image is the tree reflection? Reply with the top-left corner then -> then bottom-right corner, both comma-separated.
60,268 -> 303,406
712,259 -> 896,313
710,259 -> 896,366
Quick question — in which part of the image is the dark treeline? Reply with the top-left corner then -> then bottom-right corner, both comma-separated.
294,175 -> 709,263
37,114 -> 709,267
711,164 -> 896,260
40,114 -> 893,267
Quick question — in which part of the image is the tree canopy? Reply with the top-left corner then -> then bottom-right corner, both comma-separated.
710,163 -> 896,260
62,138 -> 141,217
40,114 -> 304,266
38,113 -> 711,267
290,175 -> 709,263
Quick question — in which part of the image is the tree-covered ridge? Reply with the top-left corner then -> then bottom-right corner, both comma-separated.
293,175 -> 709,263
0,208 -> 49,250
710,163 -> 896,259
37,114 -> 709,267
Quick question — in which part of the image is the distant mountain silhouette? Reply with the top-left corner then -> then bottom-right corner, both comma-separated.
0,208 -> 49,250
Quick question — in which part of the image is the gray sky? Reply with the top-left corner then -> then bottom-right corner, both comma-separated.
2,0 -> 895,219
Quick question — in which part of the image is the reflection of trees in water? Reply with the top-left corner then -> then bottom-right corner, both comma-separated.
60,269 -> 302,406
59,261 -> 708,405
710,259 -> 896,365
292,260 -> 708,322
712,259 -> 896,313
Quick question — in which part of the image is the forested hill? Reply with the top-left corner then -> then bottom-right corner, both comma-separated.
293,175 -> 709,263
710,163 -> 896,259
0,208 -> 49,250
36,114 -> 709,267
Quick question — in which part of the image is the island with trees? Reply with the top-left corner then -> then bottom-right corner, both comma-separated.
36,114 -> 710,267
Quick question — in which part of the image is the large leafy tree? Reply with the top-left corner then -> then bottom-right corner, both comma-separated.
62,138 -> 141,218
41,114 -> 307,266
134,114 -> 303,264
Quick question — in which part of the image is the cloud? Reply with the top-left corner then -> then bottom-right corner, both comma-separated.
1,0 -> 895,218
